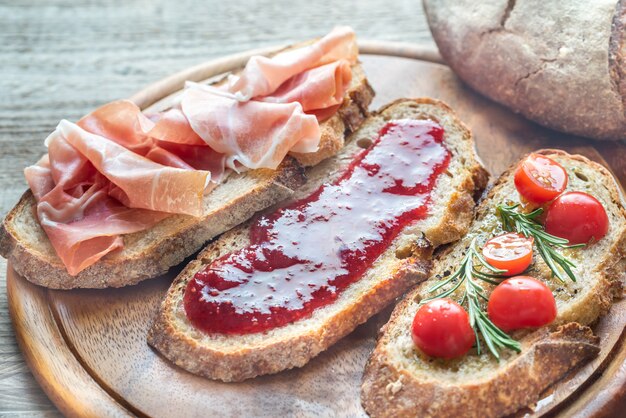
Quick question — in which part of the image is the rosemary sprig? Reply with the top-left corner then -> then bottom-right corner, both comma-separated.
497,204 -> 584,283
421,238 -> 522,359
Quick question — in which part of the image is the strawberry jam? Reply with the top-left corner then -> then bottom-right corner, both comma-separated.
184,119 -> 450,334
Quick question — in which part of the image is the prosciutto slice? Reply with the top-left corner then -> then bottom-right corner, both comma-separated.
26,27 -> 359,276
78,100 -> 156,151
24,132 -> 171,276
147,108 -> 227,181
79,100 -> 227,176
53,121 -> 211,215
148,108 -> 205,146
261,60 -> 352,115
181,83 -> 320,170
228,26 -> 357,101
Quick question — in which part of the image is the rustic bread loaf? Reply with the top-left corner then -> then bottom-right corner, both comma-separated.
361,150 -> 626,418
424,0 -> 626,140
0,60 -> 374,289
147,98 -> 489,382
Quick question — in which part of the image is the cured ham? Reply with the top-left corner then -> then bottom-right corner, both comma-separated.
228,26 -> 357,101
26,117 -> 216,275
147,108 -> 228,181
78,100 -> 156,151
26,27 -> 358,275
181,83 -> 320,170
148,108 -> 206,146
262,60 -> 352,116
24,134 -> 171,276
80,101 -> 227,177
179,27 -> 356,170
53,121 -> 211,215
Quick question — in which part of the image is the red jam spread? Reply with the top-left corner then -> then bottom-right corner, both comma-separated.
184,119 -> 450,334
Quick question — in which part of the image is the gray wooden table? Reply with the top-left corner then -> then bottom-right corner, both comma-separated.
0,0 -> 435,416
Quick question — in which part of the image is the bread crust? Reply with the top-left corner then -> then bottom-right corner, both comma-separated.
361,149 -> 626,418
148,257 -> 432,382
362,323 -> 600,418
610,0 -> 626,110
147,98 -> 489,382
0,61 -> 373,289
424,0 -> 626,140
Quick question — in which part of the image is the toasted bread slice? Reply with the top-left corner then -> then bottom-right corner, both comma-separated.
361,150 -> 626,418
147,98 -> 489,382
0,61 -> 373,289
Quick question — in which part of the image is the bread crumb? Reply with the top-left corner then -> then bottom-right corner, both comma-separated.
558,46 -> 571,58
386,377 -> 403,395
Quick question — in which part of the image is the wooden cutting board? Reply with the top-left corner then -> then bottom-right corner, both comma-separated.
6,42 -> 626,418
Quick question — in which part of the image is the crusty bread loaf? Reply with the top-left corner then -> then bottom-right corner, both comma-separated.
424,0 -> 626,140
0,61 -> 373,289
361,150 -> 626,418
147,98 -> 489,382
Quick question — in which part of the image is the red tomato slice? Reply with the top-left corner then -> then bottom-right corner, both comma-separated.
514,154 -> 568,203
545,191 -> 609,245
482,233 -> 534,276
411,298 -> 475,359
487,276 -> 557,332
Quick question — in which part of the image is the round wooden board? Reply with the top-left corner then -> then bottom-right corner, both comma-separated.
6,42 -> 626,418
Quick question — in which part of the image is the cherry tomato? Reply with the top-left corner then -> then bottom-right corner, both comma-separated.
544,191 -> 609,245
487,276 -> 557,332
514,154 -> 568,203
482,233 -> 534,276
411,298 -> 475,359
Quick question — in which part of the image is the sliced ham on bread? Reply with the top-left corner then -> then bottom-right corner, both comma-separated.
361,150 -> 626,418
0,48 -> 374,289
147,98 -> 489,382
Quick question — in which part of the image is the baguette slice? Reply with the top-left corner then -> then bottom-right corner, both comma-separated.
147,98 -> 489,382
0,61 -> 373,289
361,150 -> 626,418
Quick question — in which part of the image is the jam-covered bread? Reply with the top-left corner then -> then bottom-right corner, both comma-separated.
361,150 -> 626,418
148,98 -> 489,381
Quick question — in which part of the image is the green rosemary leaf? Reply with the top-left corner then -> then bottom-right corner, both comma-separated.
422,237 -> 521,359
472,268 -> 504,279
424,278 -> 464,302
427,269 -> 461,293
477,313 -> 521,353
473,326 -> 482,356
527,208 -> 543,218
473,248 -> 507,274
475,312 -> 500,359
478,312 -> 521,348
471,270 -> 502,285
497,204 -> 580,283
535,240 -> 567,282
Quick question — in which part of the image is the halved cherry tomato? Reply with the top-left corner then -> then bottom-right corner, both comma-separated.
514,154 -> 568,203
482,233 -> 534,276
487,276 -> 557,332
411,298 -> 475,359
544,191 -> 609,245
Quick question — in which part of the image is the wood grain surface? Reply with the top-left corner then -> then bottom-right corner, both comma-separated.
4,46 -> 626,417
2,2 -> 626,418
0,1 -> 433,415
